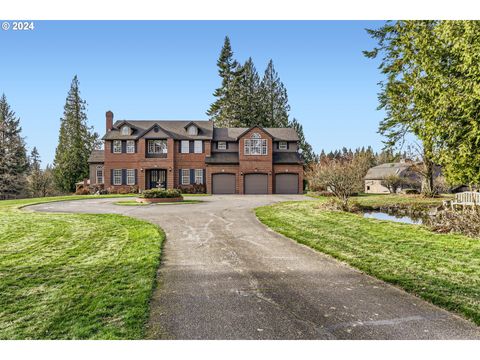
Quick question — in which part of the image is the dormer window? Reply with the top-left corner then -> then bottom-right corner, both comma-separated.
121,126 -> 130,135
244,132 -> 267,155
187,125 -> 198,136
279,141 -> 288,150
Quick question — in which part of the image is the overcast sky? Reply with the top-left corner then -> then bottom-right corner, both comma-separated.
0,20 -> 386,165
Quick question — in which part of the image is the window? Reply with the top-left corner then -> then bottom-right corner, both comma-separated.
121,126 -> 130,135
96,165 -> 104,184
217,141 -> 227,150
147,140 -> 167,154
113,169 -> 122,185
244,133 -> 267,156
126,140 -> 135,153
126,169 -> 135,185
195,169 -> 203,184
182,169 -> 190,185
279,141 -> 288,150
187,125 -> 198,136
194,140 -> 202,153
181,140 -> 189,153
113,140 -> 122,153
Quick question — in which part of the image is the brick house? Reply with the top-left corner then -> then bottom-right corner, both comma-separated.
88,111 -> 304,194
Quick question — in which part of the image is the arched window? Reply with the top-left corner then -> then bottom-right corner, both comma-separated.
187,125 -> 198,136
121,126 -> 130,135
244,133 -> 267,155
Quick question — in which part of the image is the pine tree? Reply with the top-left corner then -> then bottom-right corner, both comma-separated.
53,76 -> 98,192
29,146 -> 41,173
206,36 -> 242,127
288,118 -> 316,164
233,57 -> 263,127
259,60 -> 290,127
0,94 -> 28,199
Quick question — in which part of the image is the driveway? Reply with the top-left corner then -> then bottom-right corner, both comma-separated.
29,195 -> 480,339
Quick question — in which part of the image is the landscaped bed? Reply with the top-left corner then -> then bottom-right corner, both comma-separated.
255,199 -> 480,326
137,188 -> 183,203
0,195 -> 165,339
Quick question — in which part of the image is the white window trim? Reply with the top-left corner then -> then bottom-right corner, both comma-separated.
244,134 -> 267,156
96,166 -> 104,184
182,169 -> 190,185
113,169 -> 122,185
217,141 -> 227,150
194,140 -> 202,154
126,169 -> 135,185
126,140 -> 135,153
121,126 -> 130,135
148,140 -> 167,154
195,169 -> 203,184
113,140 -> 122,153
187,125 -> 198,136
279,141 -> 288,150
181,140 -> 189,153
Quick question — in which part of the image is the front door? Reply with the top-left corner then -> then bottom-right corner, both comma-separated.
149,169 -> 167,189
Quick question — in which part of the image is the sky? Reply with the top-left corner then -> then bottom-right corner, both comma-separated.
0,20 -> 386,165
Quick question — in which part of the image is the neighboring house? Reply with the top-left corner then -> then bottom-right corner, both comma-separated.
88,111 -> 304,194
364,161 -> 422,194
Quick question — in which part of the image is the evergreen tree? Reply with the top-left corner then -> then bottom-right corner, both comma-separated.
0,94 -> 28,199
29,146 -> 41,173
288,118 -> 316,164
206,36 -> 242,127
233,57 -> 263,127
53,76 -> 98,192
259,60 -> 290,127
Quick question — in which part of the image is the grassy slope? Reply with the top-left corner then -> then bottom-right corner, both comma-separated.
256,200 -> 480,325
0,195 -> 164,339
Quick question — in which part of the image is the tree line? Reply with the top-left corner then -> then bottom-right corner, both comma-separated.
365,20 -> 480,194
0,76 -> 97,199
207,36 -> 316,163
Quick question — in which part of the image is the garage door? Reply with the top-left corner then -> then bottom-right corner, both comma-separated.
275,173 -> 299,194
244,173 -> 268,194
212,174 -> 236,194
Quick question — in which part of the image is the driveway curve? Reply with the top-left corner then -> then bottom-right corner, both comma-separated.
28,195 -> 480,339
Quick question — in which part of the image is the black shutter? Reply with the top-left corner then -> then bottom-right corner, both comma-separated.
179,169 -> 182,185
226,142 -> 229,150
179,141 -> 182,153
110,141 -> 113,153
202,141 -> 204,153
110,169 -> 113,185
122,169 -> 126,185
287,142 -> 290,150
202,169 -> 206,185
121,141 -> 126,153
189,141 -> 194,153
215,142 -> 218,150
134,169 -> 138,185
190,169 -> 195,184
134,141 -> 137,153
276,142 -> 279,150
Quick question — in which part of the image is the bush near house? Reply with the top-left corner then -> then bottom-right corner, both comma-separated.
140,188 -> 182,199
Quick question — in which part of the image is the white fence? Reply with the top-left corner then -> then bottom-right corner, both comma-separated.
452,192 -> 480,207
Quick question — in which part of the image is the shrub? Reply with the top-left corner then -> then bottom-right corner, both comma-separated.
403,188 -> 420,194
429,209 -> 480,238
176,184 -> 206,194
140,188 -> 182,199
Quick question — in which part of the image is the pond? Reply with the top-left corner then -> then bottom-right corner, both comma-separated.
363,211 -> 424,225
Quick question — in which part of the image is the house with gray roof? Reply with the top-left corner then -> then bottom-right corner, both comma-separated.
364,161 -> 421,194
88,111 -> 304,194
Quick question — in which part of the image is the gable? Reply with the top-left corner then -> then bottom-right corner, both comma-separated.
141,124 -> 172,139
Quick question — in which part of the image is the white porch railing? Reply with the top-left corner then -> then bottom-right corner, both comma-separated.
452,191 -> 480,207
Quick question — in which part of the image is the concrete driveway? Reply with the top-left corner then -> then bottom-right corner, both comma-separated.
29,195 -> 480,339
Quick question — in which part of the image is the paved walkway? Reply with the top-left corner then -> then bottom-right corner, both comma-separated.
29,195 -> 480,339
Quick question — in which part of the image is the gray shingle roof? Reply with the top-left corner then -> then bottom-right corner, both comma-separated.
205,153 -> 239,164
213,127 -> 299,141
273,152 -> 304,164
364,162 -> 412,180
88,150 -> 105,163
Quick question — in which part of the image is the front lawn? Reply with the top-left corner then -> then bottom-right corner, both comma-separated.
0,195 -> 165,339
255,201 -> 480,326
115,199 -> 203,206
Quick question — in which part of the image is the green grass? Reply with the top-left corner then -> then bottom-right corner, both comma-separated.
0,195 -> 165,339
308,192 -> 452,209
115,199 -> 203,206
256,200 -> 480,325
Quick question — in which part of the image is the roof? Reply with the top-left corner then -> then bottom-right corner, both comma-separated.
273,152 -> 304,164
364,162 -> 412,180
88,150 -> 105,163
213,127 -> 299,141
103,120 -> 214,140
205,153 -> 239,164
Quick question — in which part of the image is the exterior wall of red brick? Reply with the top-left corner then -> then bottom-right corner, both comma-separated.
206,165 -> 240,194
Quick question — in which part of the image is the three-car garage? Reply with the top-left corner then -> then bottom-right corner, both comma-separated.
211,172 -> 299,194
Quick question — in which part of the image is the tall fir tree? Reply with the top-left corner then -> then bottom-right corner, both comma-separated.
288,118 -> 316,164
29,146 -> 41,173
53,76 -> 98,192
0,94 -> 28,199
206,36 -> 242,127
233,57 -> 263,127
259,60 -> 290,127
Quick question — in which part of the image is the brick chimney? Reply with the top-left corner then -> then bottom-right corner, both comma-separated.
106,110 -> 114,132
